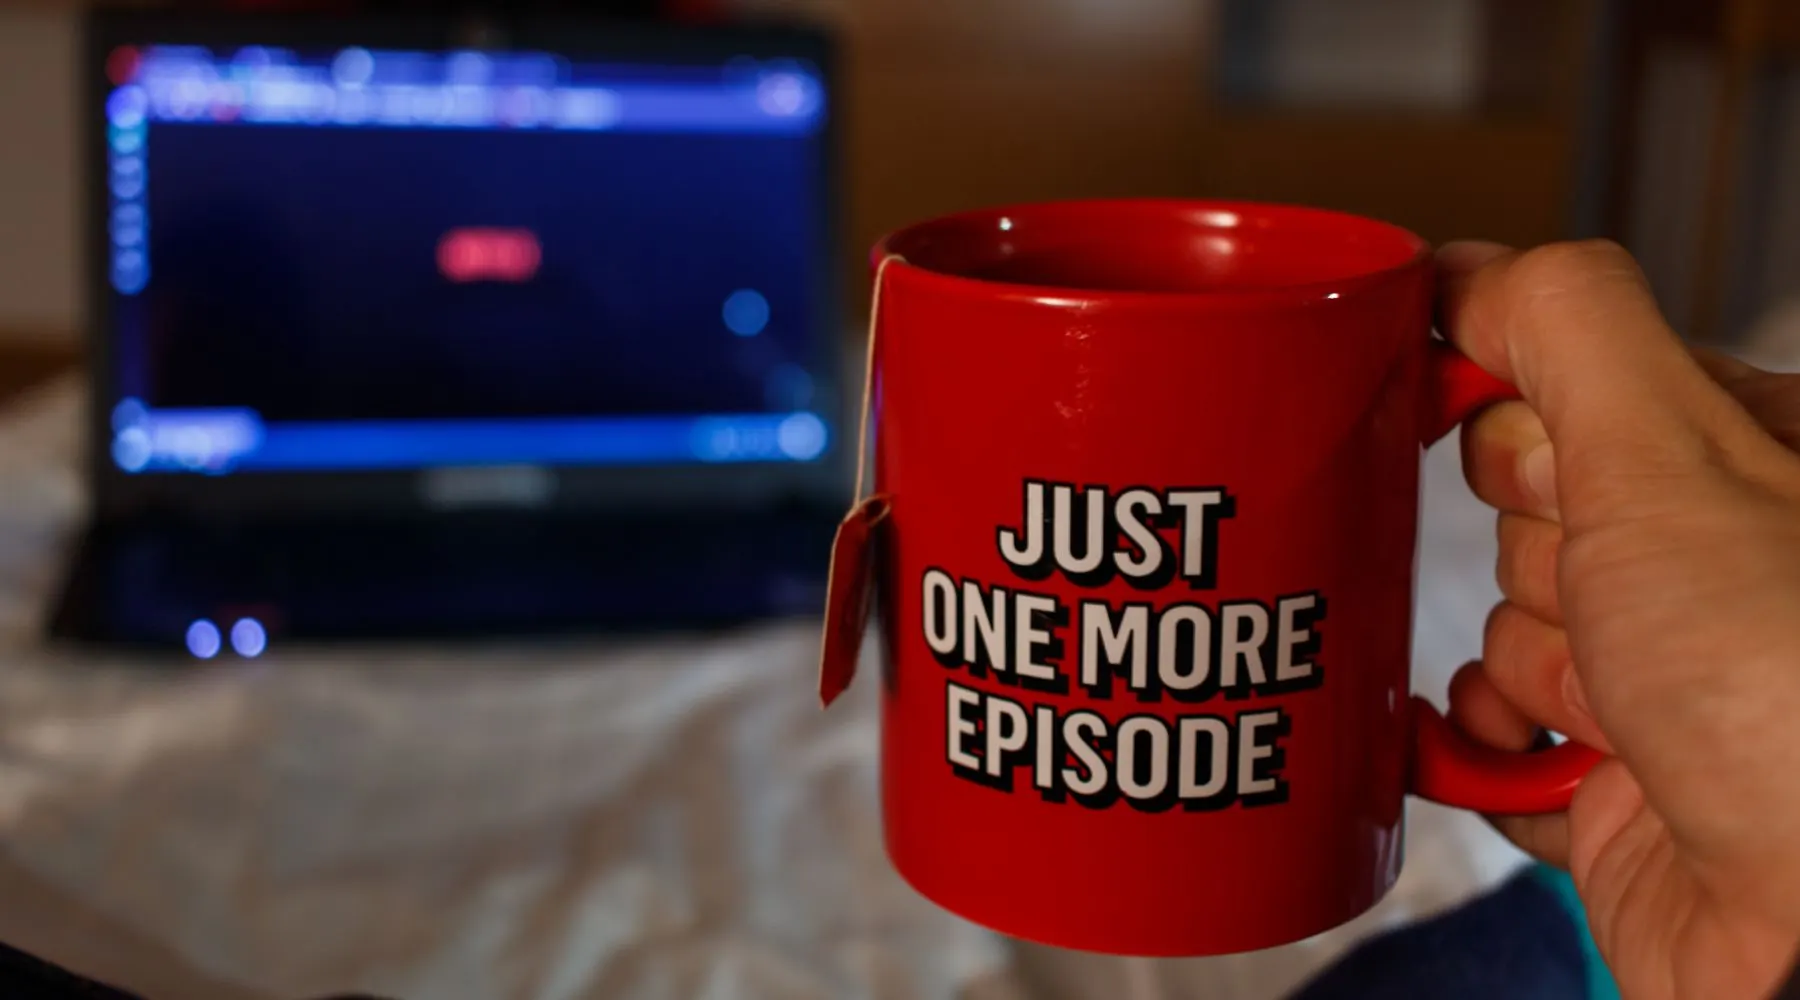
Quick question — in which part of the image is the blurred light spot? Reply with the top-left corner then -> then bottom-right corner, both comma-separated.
172,427 -> 212,469
112,250 -> 148,295
447,51 -> 493,86
722,289 -> 770,337
382,86 -> 425,125
109,129 -> 144,156
499,86 -> 551,127
777,412 -> 827,460
210,81 -> 246,121
408,85 -> 454,124
554,88 -> 620,129
169,77 -> 211,119
445,85 -> 491,126
112,398 -> 147,432
438,227 -> 541,283
1325,293 -> 1340,300
302,82 -> 338,122
998,217 -> 1014,232
230,618 -> 267,658
110,168 -> 145,200
756,73 -> 812,116
111,204 -> 146,247
186,619 -> 221,659
333,88 -> 373,123
333,47 -> 375,87
112,428 -> 151,472
701,424 -> 741,461
510,54 -> 562,88
1198,210 -> 1240,228
763,363 -> 815,409
234,46 -> 275,68
107,86 -> 148,129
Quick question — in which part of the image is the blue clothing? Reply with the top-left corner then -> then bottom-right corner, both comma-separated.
1529,864 -> 1623,1000
1291,863 -> 1620,999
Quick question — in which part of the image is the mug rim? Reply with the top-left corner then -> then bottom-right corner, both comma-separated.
871,198 -> 1432,307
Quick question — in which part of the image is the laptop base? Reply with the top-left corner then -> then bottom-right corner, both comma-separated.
49,504 -> 839,654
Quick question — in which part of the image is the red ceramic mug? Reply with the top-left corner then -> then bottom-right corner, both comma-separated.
818,199 -> 1603,957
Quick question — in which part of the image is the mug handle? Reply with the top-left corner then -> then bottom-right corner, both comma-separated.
1409,340 -> 1606,815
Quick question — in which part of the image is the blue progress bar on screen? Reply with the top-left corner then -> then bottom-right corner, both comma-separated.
110,48 -> 826,136
110,405 -> 830,473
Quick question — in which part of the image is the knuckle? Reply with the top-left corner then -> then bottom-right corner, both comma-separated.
1509,239 -> 1640,289
1481,599 -> 1508,645
1482,601 -> 1572,703
1464,402 -> 1545,508
1498,515 -> 1561,603
1501,241 -> 1650,324
1481,602 -> 1524,670
1447,659 -> 1486,701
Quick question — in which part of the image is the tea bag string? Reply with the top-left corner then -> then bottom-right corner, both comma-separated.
854,253 -> 903,504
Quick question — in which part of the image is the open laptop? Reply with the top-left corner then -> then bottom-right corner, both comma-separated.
50,10 -> 847,654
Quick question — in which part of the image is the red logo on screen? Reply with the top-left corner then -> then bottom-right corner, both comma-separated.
107,46 -> 142,86
437,228 -> 542,283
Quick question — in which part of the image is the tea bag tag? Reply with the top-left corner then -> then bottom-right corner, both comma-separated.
818,494 -> 890,706
817,254 -> 901,707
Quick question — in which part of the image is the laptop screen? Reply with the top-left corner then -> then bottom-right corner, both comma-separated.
100,41 -> 832,475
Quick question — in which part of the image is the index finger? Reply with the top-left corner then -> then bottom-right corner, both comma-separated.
1436,240 -> 1763,528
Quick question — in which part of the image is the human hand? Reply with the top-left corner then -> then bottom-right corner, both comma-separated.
1439,240 -> 1800,1000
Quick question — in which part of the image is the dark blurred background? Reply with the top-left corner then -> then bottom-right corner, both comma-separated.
6,0 -> 1800,397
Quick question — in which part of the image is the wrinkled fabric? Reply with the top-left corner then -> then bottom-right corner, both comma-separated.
0,377 -> 1532,1000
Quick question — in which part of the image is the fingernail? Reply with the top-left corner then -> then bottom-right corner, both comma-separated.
1436,240 -> 1511,270
1562,667 -> 1592,722
1524,442 -> 1558,514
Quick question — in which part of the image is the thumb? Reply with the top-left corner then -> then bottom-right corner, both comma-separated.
1436,239 -> 1787,528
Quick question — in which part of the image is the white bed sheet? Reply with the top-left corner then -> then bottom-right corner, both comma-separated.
0,376 -> 1527,1000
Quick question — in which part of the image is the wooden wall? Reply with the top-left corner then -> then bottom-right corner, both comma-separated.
746,0 -> 1600,315
761,0 -> 1212,310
